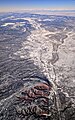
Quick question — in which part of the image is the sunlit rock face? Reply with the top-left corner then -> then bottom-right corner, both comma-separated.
0,13 -> 75,120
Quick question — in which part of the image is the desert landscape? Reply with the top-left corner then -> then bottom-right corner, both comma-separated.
0,12 -> 75,120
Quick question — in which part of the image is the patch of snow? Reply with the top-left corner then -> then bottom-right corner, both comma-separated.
43,19 -> 55,21
1,16 -> 15,21
20,55 -> 25,58
1,23 -> 15,27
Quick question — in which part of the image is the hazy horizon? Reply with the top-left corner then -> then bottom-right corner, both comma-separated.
0,0 -> 75,12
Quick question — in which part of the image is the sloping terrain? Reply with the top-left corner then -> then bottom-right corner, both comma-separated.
0,13 -> 75,120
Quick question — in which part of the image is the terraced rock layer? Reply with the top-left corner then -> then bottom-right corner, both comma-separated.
0,13 -> 75,120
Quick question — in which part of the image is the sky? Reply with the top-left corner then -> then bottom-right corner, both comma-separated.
0,0 -> 75,12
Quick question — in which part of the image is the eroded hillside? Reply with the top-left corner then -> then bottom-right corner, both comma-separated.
0,13 -> 75,120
